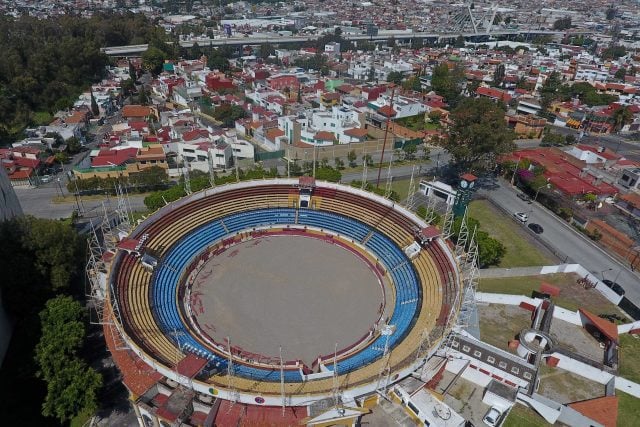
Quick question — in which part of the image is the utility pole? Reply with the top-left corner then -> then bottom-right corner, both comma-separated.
376,86 -> 396,188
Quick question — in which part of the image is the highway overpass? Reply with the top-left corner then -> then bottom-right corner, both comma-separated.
101,29 -> 588,55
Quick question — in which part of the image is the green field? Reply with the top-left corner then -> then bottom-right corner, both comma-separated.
619,334 -> 640,384
469,200 -> 554,268
618,391 -> 640,427
504,404 -> 548,427
478,274 -> 618,314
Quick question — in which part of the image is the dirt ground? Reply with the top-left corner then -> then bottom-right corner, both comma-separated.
537,365 -> 604,404
478,304 -> 534,354
549,319 -> 605,362
190,235 -> 384,365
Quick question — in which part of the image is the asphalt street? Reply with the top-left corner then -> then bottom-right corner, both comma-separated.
481,179 -> 640,306
14,185 -> 147,220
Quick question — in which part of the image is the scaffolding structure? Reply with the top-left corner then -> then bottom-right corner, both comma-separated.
405,165 -> 417,210
361,149 -> 368,190
384,155 -> 393,199
375,324 -> 395,396
207,150 -> 217,188
439,212 -> 480,355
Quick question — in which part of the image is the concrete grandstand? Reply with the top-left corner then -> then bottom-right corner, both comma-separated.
102,178 -> 462,425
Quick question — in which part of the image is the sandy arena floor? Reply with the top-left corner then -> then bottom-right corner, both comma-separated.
190,235 -> 384,364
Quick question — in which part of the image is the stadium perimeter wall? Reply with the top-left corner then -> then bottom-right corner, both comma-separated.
109,179 -> 459,406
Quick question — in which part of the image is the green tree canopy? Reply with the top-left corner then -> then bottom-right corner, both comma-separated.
430,63 -> 465,106
35,296 -> 102,423
443,97 -> 515,172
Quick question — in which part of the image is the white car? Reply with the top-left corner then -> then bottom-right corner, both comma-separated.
483,407 -> 503,426
513,212 -> 528,223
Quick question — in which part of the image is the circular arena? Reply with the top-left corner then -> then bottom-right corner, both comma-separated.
107,178 -> 461,406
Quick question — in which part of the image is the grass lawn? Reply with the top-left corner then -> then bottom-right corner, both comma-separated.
391,178 -> 412,200
619,334 -> 640,384
478,274 -> 618,314
618,391 -> 640,427
504,404 -> 548,427
468,200 -> 553,268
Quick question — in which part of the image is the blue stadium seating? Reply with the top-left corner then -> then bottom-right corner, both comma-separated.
149,208 -> 421,381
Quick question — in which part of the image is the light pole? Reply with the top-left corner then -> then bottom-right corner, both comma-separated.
534,181 -> 551,202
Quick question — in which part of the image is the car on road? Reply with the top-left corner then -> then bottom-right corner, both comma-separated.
514,212 -> 529,223
603,279 -> 625,296
517,193 -> 532,203
482,407 -> 503,427
40,175 -> 52,183
528,223 -> 544,234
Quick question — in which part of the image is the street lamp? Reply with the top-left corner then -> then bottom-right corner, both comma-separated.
534,181 -> 551,202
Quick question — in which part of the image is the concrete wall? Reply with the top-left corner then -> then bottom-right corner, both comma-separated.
0,167 -> 21,366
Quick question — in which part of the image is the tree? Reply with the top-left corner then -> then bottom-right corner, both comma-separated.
90,91 -> 99,117
54,152 -> 69,164
614,67 -> 627,80
606,5 -> 617,20
612,106 -> 633,133
443,97 -> 516,172
362,153 -> 373,166
553,17 -> 572,30
315,167 -> 341,182
334,157 -> 345,170
142,46 -> 166,75
452,217 -> 505,267
386,71 -> 404,85
347,149 -> 357,167
367,66 -> 375,82
402,143 -> 417,160
128,60 -> 137,80
430,63 -> 465,106
492,64 -> 505,87
66,137 -> 82,154
35,296 -> 103,423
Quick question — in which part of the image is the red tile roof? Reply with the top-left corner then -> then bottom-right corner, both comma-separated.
569,396 -> 618,427
122,105 -> 153,118
344,128 -> 368,138
314,131 -> 335,141
476,86 -> 512,102
92,147 -> 138,167
214,401 -> 307,426
176,353 -> 208,378
579,308 -> 619,342
103,305 -> 162,397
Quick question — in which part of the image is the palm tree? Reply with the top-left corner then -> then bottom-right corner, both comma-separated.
612,106 -> 632,133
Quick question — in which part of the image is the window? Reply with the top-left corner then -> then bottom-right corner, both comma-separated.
524,372 -> 533,380
511,367 -> 520,375
462,345 -> 471,352
473,350 -> 482,358
407,401 -> 420,416
487,356 -> 495,364
498,361 -> 507,369
452,341 -> 459,348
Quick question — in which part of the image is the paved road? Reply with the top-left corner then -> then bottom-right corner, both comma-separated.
549,126 -> 640,161
14,186 -> 146,220
480,179 -> 640,305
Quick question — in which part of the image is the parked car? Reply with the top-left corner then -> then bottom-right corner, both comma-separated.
40,175 -> 52,183
528,223 -> 544,234
517,193 -> 532,203
603,279 -> 625,296
514,212 -> 529,223
483,407 -> 503,427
